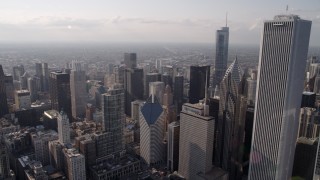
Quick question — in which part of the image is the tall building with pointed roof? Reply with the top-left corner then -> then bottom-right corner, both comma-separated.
140,95 -> 165,165
215,57 -> 243,169
213,26 -> 229,88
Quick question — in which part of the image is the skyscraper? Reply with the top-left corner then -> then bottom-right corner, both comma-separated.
49,72 -> 72,119
149,81 -> 165,105
174,75 -> 184,113
124,53 -> 137,69
189,65 -> 210,104
124,68 -> 144,116
178,102 -> 214,179
140,95 -> 165,166
167,121 -> 180,172
70,62 -> 87,120
144,73 -> 161,99
101,88 -> 125,154
57,110 -> 71,145
248,15 -> 312,180
213,26 -> 229,88
27,77 -> 37,102
215,58 -> 243,170
0,65 -> 9,118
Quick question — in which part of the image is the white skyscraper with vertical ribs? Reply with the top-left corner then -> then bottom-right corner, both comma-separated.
248,15 -> 311,180
58,110 -> 71,145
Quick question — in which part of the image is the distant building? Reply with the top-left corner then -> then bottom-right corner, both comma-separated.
298,107 -> 320,138
4,75 -> 14,101
89,153 -> 140,180
43,110 -> 59,131
0,144 -> 12,179
48,140 -> 64,171
149,81 -> 165,105
167,121 -> 180,172
140,95 -> 165,166
101,88 -> 125,154
174,75 -> 184,113
0,65 -> 9,117
24,161 -> 48,180
57,110 -> 71,145
49,72 -> 71,119
145,73 -> 161,99
189,65 -> 210,104
213,26 -> 229,88
70,62 -> 87,120
301,91 -> 316,108
292,137 -> 318,180
124,68 -> 144,116
27,77 -> 37,102
31,130 -> 58,166
124,53 -> 137,69
131,100 -> 144,126
63,148 -> 86,180
246,70 -> 257,106
14,90 -> 31,110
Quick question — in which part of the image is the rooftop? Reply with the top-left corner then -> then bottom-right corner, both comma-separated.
274,14 -> 300,20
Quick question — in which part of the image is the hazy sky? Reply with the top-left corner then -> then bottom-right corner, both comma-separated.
0,0 -> 319,46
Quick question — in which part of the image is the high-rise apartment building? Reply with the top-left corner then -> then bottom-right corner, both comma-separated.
0,65 -> 9,117
213,26 -> 229,88
70,62 -> 87,120
178,102 -> 214,179
248,15 -> 312,180
189,65 -> 210,104
49,71 -> 72,119
101,88 -> 125,154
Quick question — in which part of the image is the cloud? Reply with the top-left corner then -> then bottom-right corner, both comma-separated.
249,18 -> 262,31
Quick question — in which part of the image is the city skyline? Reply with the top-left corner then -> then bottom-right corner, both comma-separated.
0,0 -> 319,46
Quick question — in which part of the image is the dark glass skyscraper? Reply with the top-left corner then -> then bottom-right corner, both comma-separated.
124,53 -> 137,69
213,27 -> 229,88
124,68 -> 144,116
189,65 -> 210,104
0,65 -> 9,118
49,72 -> 72,120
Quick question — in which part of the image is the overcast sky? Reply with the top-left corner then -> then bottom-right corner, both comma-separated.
0,0 -> 319,46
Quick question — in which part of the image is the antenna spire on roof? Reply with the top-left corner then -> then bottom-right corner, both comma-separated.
226,12 -> 228,27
